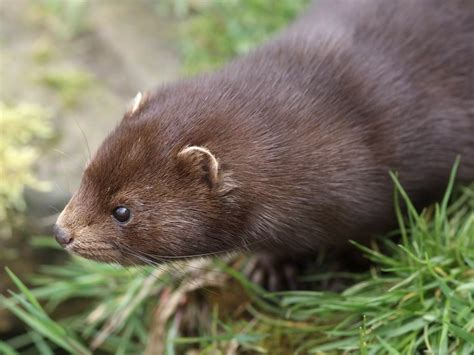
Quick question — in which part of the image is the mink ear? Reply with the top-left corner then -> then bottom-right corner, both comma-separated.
177,146 -> 222,189
124,92 -> 144,119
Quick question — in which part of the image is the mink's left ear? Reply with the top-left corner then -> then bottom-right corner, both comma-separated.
177,146 -> 221,189
177,146 -> 237,194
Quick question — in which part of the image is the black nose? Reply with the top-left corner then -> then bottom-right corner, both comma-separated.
53,224 -> 73,247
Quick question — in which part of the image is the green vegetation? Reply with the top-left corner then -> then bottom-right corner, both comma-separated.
0,102 -> 52,231
173,0 -> 310,74
1,164 -> 473,353
37,68 -> 94,108
31,38 -> 56,65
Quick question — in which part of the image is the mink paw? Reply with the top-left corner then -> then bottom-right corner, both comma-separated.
244,254 -> 300,291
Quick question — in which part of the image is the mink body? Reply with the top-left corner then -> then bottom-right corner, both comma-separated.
54,0 -> 473,268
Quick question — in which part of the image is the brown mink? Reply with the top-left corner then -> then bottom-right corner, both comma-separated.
53,0 -> 473,287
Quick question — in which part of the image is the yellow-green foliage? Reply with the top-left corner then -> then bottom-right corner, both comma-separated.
0,102 -> 53,222
38,69 -> 93,108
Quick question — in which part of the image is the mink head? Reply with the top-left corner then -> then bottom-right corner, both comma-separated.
53,91 -> 242,265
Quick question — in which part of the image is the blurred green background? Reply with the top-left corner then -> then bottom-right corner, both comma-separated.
1,1 -> 473,354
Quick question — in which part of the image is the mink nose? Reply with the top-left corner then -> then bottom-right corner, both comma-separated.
53,224 -> 73,247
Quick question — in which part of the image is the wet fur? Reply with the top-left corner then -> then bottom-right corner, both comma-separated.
56,0 -> 473,264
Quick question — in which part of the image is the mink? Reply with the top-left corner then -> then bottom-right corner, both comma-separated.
53,0 -> 473,288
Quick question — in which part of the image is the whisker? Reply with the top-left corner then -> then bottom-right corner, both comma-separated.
52,148 -> 69,157
117,250 -> 230,297
124,247 -> 227,274
48,205 -> 60,214
72,116 -> 92,162
51,150 -> 73,196
52,181 -> 69,197
115,243 -> 172,277
132,233 -> 274,260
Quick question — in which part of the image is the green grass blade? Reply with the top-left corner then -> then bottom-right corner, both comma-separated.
29,331 -> 54,355
5,267 -> 42,310
0,341 -> 21,355
375,336 -> 400,355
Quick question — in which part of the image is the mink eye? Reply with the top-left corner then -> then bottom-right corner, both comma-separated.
112,206 -> 131,223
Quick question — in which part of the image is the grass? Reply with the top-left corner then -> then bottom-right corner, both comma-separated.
1,161 -> 473,354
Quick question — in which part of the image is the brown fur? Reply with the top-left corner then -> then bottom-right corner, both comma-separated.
54,0 -> 474,265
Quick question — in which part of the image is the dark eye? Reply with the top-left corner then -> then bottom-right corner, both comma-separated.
112,206 -> 131,223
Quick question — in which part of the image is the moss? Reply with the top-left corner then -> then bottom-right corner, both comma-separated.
0,102 -> 53,229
